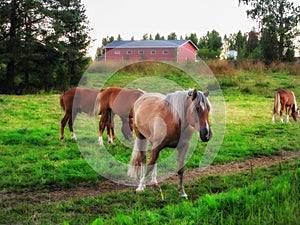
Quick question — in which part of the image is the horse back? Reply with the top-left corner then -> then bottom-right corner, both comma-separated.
60,88 -> 100,114
60,88 -> 77,112
101,87 -> 144,117
277,90 -> 295,106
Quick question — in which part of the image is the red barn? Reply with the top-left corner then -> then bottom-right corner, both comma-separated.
104,40 -> 198,62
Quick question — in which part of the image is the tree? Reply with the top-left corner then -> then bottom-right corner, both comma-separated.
197,30 -> 222,59
142,33 -> 149,40
185,33 -> 198,47
0,0 -> 91,93
246,28 -> 263,60
154,33 -> 165,40
95,36 -> 114,59
167,32 -> 177,40
239,0 -> 300,62
260,27 -> 279,63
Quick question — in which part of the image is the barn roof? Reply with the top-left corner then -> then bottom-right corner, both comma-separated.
104,40 -> 198,50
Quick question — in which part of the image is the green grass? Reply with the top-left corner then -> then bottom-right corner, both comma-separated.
0,66 -> 300,224
1,158 -> 299,224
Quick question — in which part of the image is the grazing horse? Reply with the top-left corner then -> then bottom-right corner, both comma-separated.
60,88 -> 104,140
272,90 -> 299,123
128,89 -> 212,198
94,87 -> 144,145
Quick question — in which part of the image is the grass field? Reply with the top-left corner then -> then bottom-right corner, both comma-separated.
0,62 -> 300,224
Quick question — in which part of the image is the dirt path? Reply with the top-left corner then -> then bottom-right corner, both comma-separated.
1,150 -> 300,210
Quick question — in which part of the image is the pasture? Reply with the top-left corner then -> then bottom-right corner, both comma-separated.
0,63 -> 300,224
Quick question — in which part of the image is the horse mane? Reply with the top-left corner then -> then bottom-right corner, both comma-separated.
165,90 -> 211,122
291,91 -> 298,111
165,91 -> 189,122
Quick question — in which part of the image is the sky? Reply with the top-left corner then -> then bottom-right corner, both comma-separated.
80,0 -> 298,58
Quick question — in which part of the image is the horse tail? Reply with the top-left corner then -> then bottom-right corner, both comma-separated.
274,92 -> 280,115
59,92 -> 65,111
128,138 -> 148,178
291,91 -> 298,110
93,92 -> 101,116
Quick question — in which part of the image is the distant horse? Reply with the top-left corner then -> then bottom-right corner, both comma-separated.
272,90 -> 299,123
128,89 -> 212,198
60,88 -> 105,140
94,87 -> 144,145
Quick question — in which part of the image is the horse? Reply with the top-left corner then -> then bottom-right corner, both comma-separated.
60,87 -> 113,140
94,87 -> 144,145
127,89 -> 212,198
272,90 -> 299,123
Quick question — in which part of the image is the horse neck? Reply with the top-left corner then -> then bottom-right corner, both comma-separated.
165,91 -> 188,125
291,91 -> 298,111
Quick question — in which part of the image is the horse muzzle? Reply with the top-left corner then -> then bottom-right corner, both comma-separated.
200,127 -> 212,142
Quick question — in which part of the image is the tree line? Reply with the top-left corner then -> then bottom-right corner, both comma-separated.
0,0 -> 299,94
0,0 -> 91,94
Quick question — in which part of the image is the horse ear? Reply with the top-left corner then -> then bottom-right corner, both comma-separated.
204,90 -> 209,97
192,89 -> 197,100
188,89 -> 197,99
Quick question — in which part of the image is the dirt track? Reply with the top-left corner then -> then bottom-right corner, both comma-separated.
1,150 -> 300,210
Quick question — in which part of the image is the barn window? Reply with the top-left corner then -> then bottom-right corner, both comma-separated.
163,50 -> 169,55
115,50 -> 120,54
138,50 -> 144,55
126,50 -> 132,54
150,50 -> 156,55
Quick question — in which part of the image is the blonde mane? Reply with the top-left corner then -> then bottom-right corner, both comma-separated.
291,91 -> 298,110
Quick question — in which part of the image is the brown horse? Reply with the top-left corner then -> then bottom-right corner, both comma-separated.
128,89 -> 212,198
272,90 -> 299,123
60,88 -> 109,140
94,87 -> 144,145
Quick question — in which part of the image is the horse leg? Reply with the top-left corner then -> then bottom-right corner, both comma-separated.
286,106 -> 290,123
98,117 -> 106,146
121,117 -> 132,141
69,112 -> 77,140
136,145 -> 163,192
177,142 -> 189,198
109,119 -> 115,143
150,163 -> 158,185
272,107 -> 276,123
128,136 -> 148,192
60,113 -> 69,140
98,119 -> 105,146
107,111 -> 115,144
280,104 -> 285,123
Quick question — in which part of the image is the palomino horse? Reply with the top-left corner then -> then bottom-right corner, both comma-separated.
128,89 -> 212,198
94,87 -> 144,145
272,90 -> 299,123
60,88 -> 103,140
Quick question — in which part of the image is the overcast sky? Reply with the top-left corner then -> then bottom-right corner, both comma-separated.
81,0 -> 299,58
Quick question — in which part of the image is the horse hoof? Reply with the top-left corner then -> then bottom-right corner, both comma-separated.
179,193 -> 188,199
136,185 -> 145,193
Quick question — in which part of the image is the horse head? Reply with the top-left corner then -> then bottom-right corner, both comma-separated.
186,89 -> 212,142
292,108 -> 299,121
